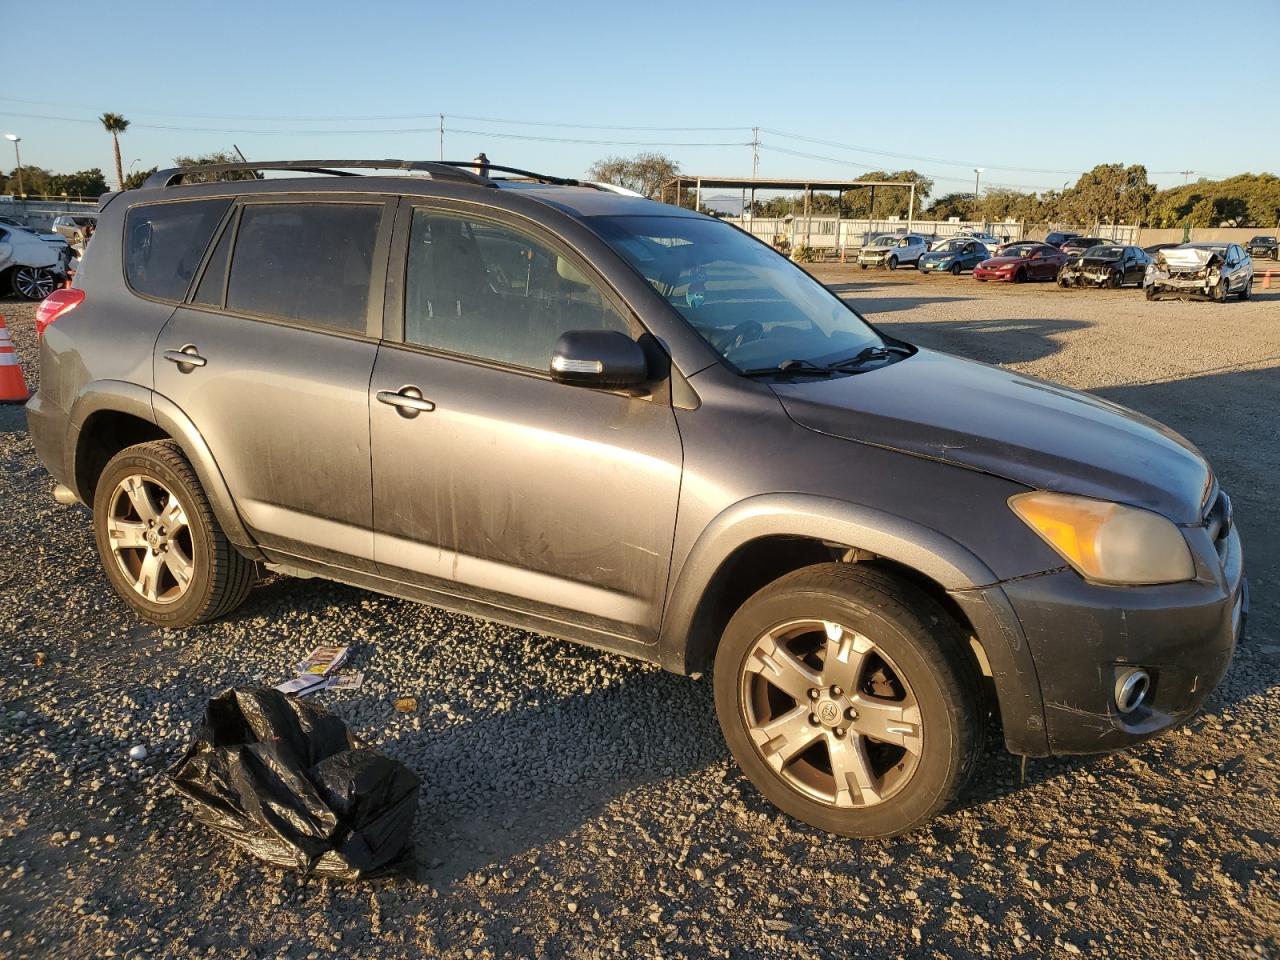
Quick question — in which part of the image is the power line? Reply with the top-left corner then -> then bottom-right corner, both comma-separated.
757,144 -> 1040,192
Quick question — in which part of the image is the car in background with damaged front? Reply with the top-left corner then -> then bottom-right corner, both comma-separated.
1144,243 -> 1253,301
1057,244 -> 1151,288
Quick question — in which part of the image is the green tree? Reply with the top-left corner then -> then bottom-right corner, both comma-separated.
586,152 -> 680,199
2,164 -> 52,196
122,166 -> 159,191
925,192 -> 976,220
1056,163 -> 1153,226
49,168 -> 109,199
173,151 -> 261,184
100,113 -> 130,191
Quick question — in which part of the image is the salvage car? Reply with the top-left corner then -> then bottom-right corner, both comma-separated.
52,214 -> 98,244
0,222 -> 69,298
1057,244 -> 1151,288
857,233 -> 928,270
1043,230 -> 1081,248
28,159 -> 1246,839
973,241 -> 1068,282
1059,236 -> 1118,259
1246,235 -> 1278,260
918,237 -> 989,275
1145,243 -> 1253,301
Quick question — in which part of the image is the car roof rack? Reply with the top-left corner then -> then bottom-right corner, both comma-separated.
142,159 -> 496,189
435,161 -> 580,187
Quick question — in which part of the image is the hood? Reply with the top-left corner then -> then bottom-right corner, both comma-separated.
1158,247 -> 1220,269
861,245 -> 892,254
920,250 -> 953,261
980,256 -> 1024,267
770,349 -> 1211,523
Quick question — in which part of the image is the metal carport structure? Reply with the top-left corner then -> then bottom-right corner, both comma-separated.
662,175 -> 920,247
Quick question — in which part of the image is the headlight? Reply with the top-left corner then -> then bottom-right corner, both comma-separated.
1009,492 -> 1195,585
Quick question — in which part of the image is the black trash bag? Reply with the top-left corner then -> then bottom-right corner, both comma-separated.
168,687 -> 420,880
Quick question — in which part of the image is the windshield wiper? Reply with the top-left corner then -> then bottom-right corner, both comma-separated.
741,358 -> 835,378
740,345 -> 911,379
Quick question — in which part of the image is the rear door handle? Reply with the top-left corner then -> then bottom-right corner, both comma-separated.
163,345 -> 206,370
376,385 -> 435,417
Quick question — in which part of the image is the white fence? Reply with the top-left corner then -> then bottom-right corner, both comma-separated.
0,198 -> 100,231
728,216 -> 1028,252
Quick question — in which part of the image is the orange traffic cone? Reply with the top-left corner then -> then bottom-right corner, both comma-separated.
0,316 -> 30,403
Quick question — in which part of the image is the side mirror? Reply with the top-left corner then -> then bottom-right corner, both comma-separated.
550,330 -> 648,390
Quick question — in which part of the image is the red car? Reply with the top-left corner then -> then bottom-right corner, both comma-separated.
973,242 -> 1069,282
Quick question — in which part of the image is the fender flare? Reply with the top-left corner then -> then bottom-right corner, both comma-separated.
657,493 -> 1049,755
65,381 -> 263,560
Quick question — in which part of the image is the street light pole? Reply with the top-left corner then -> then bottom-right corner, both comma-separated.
973,167 -> 983,200
5,134 -> 23,197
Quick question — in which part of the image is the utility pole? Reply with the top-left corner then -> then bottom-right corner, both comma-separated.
439,114 -> 444,161
1180,169 -> 1194,185
751,126 -> 759,180
4,135 -> 22,197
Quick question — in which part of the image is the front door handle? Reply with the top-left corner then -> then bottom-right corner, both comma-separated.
376,385 -> 436,418
163,345 -> 206,370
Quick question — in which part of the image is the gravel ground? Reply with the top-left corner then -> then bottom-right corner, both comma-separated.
1,273 -> 1278,959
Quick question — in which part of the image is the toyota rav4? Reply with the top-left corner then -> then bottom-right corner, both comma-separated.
28,159 -> 1246,838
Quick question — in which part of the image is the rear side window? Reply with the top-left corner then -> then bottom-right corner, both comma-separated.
126,199 -> 231,301
225,202 -> 381,332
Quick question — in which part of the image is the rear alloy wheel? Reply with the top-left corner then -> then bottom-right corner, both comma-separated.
93,440 -> 256,627
12,266 -> 57,300
714,564 -> 983,838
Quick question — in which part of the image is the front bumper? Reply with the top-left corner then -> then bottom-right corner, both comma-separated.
973,268 -> 1014,281
997,521 -> 1244,754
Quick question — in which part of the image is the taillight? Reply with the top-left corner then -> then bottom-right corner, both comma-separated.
35,288 -> 85,338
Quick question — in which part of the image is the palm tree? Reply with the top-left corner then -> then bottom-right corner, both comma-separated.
100,113 -> 130,190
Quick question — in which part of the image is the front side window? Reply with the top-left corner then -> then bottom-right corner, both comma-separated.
590,215 -> 884,372
226,202 -> 381,332
403,210 -> 630,369
125,199 -> 231,301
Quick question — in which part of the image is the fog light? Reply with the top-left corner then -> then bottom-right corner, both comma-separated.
1114,668 -> 1151,714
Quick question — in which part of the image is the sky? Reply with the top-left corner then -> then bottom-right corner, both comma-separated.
3,0 -> 1277,198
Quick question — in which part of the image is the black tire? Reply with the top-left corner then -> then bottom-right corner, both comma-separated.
72,231 -> 84,244
92,440 -> 256,627
1145,284 -> 1158,301
887,256 -> 898,271
1108,270 -> 1123,289
1240,277 -> 1251,300
1214,278 -> 1231,302
11,265 -> 58,300
859,264 -> 868,271
1013,268 -> 1026,283
949,261 -> 962,276
713,563 -> 985,838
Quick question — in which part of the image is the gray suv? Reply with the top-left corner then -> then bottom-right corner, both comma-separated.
28,160 -> 1246,838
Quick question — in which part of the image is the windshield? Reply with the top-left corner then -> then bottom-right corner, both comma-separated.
1001,243 -> 1038,258
869,235 -> 900,247
1086,246 -> 1124,260
935,239 -> 970,252
590,215 -> 884,371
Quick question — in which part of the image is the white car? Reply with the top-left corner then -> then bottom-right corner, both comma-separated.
0,222 -> 70,299
936,229 -> 1004,251
857,233 -> 929,270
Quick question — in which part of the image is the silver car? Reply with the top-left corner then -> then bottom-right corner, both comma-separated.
1144,243 -> 1254,301
857,233 -> 928,270
0,222 -> 69,299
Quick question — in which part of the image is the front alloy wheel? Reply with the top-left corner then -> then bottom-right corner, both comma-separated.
714,564 -> 984,838
739,618 -> 923,808
12,266 -> 57,300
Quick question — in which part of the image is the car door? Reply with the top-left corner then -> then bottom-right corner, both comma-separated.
153,194 -> 394,570
369,201 -> 683,644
